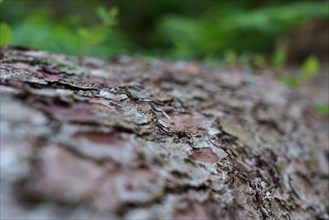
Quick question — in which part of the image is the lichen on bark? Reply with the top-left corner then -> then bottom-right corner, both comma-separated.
0,46 -> 328,219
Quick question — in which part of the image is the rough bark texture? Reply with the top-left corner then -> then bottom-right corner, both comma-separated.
0,46 -> 328,220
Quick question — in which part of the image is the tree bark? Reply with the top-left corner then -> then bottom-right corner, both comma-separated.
1,46 -> 328,220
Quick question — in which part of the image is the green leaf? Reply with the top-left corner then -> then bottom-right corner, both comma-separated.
279,75 -> 299,89
252,54 -> 267,69
313,103 -> 329,116
96,6 -> 109,24
96,6 -> 118,26
0,22 -> 13,46
300,55 -> 320,80
272,46 -> 287,70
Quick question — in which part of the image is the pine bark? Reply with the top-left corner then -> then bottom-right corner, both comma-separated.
1,46 -> 328,220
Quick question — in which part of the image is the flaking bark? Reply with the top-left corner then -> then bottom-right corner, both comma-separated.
0,46 -> 328,220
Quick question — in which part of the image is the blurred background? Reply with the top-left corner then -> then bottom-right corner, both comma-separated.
0,0 -> 328,113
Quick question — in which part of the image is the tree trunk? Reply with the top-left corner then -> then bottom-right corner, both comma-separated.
1,46 -> 328,220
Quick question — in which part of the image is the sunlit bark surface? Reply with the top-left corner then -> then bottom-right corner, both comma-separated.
1,46 -> 328,220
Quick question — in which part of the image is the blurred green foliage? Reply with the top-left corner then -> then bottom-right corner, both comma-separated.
279,75 -> 300,89
1,1 -> 129,58
156,1 -> 328,58
1,0 -> 328,59
272,47 -> 287,71
75,6 -> 120,55
0,22 -> 13,45
279,55 -> 320,89
313,103 -> 329,116
300,55 -> 320,81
